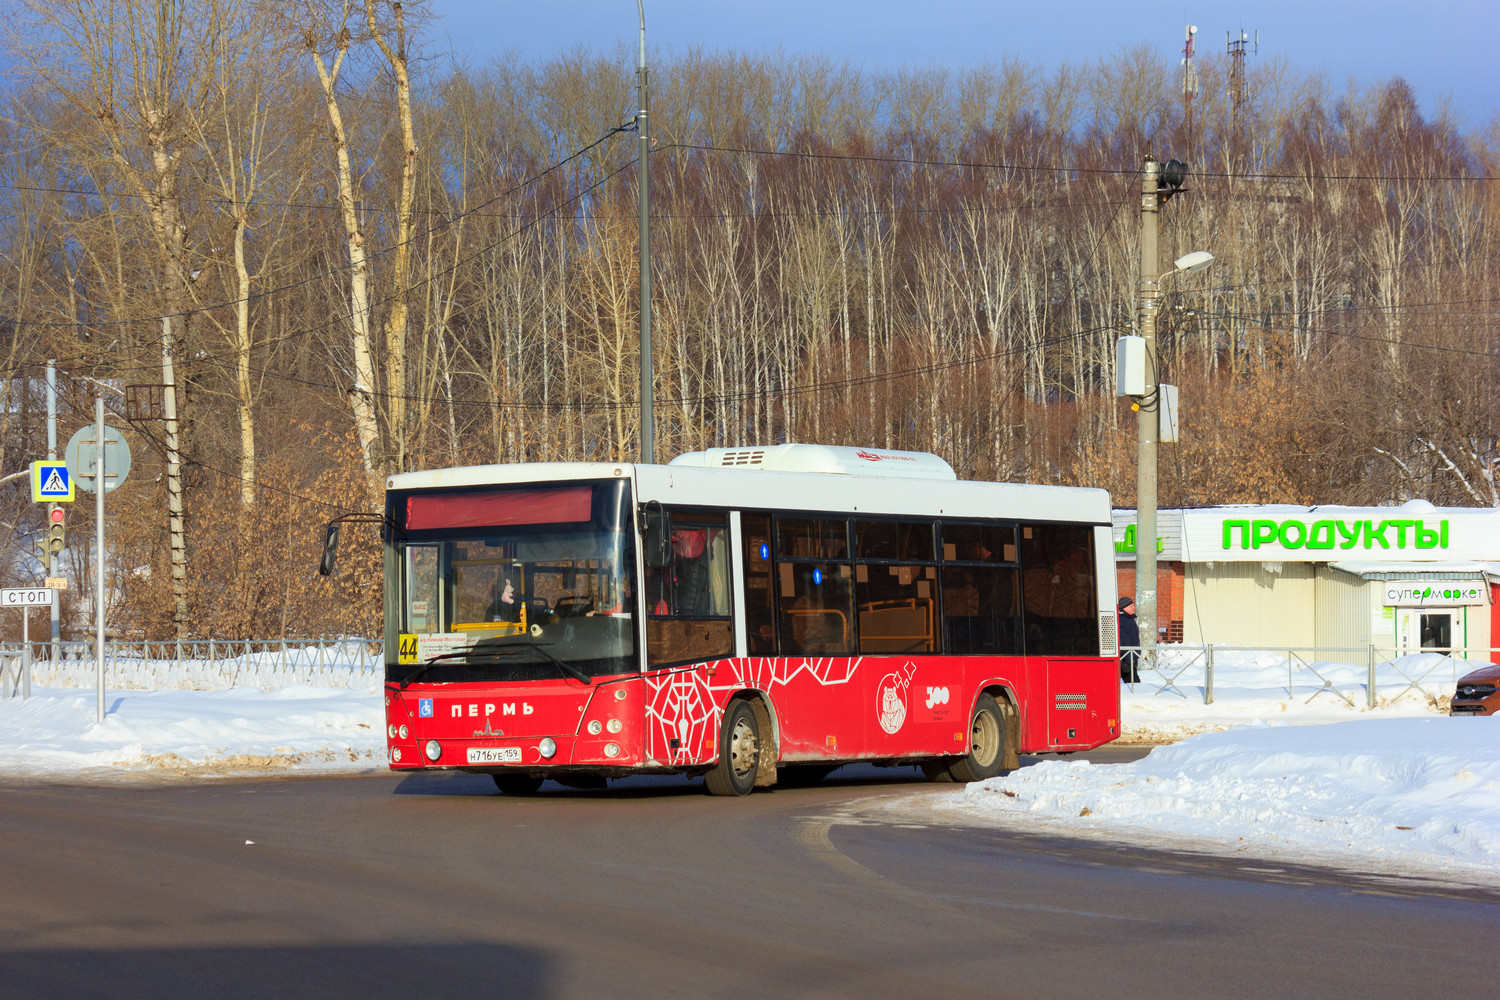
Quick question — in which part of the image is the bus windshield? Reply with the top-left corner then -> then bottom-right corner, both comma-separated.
390,479 -> 637,684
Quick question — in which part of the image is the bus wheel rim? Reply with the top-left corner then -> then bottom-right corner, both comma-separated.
971,712 -> 999,766
729,718 -> 758,777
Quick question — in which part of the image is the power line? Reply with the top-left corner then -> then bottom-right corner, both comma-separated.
670,142 -> 1495,184
0,117 -> 638,331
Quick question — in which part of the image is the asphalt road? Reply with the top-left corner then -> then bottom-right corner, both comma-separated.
1,752 -> 1495,1000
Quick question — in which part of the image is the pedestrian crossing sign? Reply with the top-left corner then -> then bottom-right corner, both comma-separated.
32,460 -> 73,502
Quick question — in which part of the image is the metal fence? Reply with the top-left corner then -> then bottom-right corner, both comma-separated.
1,638 -> 383,697
3,638 -> 1484,707
1121,644 -> 1490,708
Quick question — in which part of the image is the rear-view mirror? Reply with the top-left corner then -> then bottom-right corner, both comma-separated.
643,510 -> 671,568
318,522 -> 341,577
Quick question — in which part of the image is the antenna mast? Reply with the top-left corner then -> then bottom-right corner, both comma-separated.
1227,28 -> 1258,168
1181,25 -> 1199,160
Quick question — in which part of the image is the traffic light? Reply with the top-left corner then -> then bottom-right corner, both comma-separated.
46,504 -> 66,556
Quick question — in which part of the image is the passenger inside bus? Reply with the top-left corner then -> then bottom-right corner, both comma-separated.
649,528 -> 729,616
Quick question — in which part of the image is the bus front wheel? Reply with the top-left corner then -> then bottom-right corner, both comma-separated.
705,700 -> 760,796
941,693 -> 1006,784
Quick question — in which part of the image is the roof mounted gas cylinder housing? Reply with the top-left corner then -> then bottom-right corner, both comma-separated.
668,444 -> 957,481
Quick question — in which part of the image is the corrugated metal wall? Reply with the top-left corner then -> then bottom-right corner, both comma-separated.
1314,568 -> 1372,650
1183,561 -> 1316,646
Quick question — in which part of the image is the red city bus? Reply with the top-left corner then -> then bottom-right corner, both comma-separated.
378,444 -> 1120,795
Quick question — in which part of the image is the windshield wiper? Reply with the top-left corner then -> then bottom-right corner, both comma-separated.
513,640 -> 592,685
397,642 -> 591,688
399,648 -> 490,689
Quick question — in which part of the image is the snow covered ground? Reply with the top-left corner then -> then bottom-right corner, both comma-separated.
942,717 -> 1500,885
0,650 -> 1495,883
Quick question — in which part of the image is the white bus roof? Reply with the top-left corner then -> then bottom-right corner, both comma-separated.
388,453 -> 1110,526
669,444 -> 956,480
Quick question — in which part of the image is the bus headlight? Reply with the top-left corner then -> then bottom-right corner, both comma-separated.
538,737 -> 557,759
587,720 -> 603,735
606,719 -> 623,734
424,740 -> 442,762
399,725 -> 409,740
604,743 -> 620,758
391,747 -> 402,762
387,724 -> 397,738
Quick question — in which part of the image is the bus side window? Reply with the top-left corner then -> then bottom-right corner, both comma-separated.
1019,523 -> 1097,655
742,514 -> 777,655
780,562 -> 855,656
646,513 -> 733,669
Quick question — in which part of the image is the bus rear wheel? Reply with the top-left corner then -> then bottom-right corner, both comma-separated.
493,773 -> 544,795
942,693 -> 1006,784
704,700 -> 760,796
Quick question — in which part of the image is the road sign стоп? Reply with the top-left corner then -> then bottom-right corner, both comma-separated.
2,588 -> 54,608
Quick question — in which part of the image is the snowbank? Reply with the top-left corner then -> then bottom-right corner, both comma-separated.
0,684 -> 386,779
944,716 -> 1500,881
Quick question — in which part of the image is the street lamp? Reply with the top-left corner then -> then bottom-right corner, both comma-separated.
1171,250 -> 1215,275
1132,154 -> 1212,670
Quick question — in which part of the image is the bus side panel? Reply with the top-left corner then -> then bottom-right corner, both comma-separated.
645,653 -> 1118,769
644,657 -> 847,767
874,656 -> 993,759
769,654 -> 970,761
972,656 -> 1048,754
1044,657 -> 1120,750
763,656 -> 863,758
644,664 -> 725,767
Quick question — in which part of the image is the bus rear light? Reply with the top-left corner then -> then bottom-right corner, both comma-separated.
587,720 -> 603,735
399,725 -> 409,740
606,719 -> 623,734
391,747 -> 402,763
424,740 -> 442,762
604,743 -> 621,758
539,738 -> 557,759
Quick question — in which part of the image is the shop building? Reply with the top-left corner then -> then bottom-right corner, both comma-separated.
1112,502 -> 1500,657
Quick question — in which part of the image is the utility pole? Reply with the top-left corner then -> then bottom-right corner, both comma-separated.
1130,155 -> 1212,662
46,361 -> 60,661
95,396 -> 106,722
636,0 -> 654,464
162,315 -> 188,638
1136,156 -> 1163,659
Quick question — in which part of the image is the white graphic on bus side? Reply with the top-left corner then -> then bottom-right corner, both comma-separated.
876,664 -> 915,734
644,657 -> 860,766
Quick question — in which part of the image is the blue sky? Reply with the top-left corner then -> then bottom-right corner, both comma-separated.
426,1 -> 1497,129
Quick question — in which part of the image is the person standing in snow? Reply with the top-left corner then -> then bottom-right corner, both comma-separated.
1118,595 -> 1141,683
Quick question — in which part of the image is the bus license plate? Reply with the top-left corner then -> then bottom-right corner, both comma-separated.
467,746 -> 522,764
